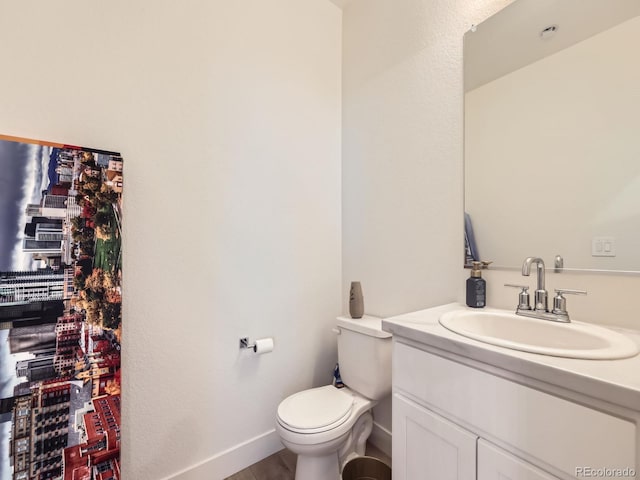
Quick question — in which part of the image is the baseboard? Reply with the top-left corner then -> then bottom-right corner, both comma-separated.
369,421 -> 392,458
159,423 -> 391,480
161,429 -> 283,480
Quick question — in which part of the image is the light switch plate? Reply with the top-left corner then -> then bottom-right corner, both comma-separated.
592,236 -> 616,257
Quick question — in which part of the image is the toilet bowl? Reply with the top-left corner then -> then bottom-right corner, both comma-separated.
276,386 -> 374,479
275,316 -> 392,480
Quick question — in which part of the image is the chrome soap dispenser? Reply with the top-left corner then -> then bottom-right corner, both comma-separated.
466,261 -> 487,308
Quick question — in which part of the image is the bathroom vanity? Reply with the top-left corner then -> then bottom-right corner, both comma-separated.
382,304 -> 640,480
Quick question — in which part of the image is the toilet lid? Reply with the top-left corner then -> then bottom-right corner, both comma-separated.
277,385 -> 354,431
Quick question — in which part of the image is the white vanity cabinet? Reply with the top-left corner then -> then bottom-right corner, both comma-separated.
393,393 -> 477,480
391,339 -> 639,480
393,392 -> 558,480
478,440 -> 559,480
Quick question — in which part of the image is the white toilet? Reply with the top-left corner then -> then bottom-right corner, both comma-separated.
275,315 -> 392,480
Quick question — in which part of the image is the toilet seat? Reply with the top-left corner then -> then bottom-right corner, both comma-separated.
277,385 -> 354,434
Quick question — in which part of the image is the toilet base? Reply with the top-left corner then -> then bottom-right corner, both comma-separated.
289,411 -> 374,480
338,410 -> 373,469
295,452 -> 341,480
280,428 -> 350,480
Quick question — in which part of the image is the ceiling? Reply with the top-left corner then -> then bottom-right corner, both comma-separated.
465,0 -> 640,91
327,0 -> 352,8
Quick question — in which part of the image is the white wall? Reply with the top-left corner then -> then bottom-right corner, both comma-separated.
341,0 -> 513,319
341,0 -> 514,439
466,16 -> 640,271
0,1 -> 342,479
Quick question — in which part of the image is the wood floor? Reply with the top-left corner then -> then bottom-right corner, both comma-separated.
224,442 -> 391,480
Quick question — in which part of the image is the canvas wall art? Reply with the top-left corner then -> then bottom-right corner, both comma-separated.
0,134 -> 123,480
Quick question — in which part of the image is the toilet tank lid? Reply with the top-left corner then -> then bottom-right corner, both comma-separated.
336,315 -> 392,338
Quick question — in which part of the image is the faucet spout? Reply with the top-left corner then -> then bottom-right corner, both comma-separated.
522,257 -> 545,291
521,257 -> 548,311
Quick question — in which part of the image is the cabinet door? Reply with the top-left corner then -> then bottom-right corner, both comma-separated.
393,394 -> 477,480
478,440 -> 559,480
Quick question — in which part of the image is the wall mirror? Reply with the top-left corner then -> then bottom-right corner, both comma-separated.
464,0 -> 640,273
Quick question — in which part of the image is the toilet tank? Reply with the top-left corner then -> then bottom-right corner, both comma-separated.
336,315 -> 392,400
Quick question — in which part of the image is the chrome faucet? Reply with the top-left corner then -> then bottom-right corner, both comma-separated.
522,257 -> 548,312
505,256 -> 587,323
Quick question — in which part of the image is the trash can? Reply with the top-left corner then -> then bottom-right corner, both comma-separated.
342,456 -> 391,480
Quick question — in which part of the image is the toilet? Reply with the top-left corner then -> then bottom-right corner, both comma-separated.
275,315 -> 392,480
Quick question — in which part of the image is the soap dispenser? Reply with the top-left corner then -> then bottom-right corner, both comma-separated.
466,261 -> 487,308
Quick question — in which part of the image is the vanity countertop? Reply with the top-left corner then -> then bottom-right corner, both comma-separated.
383,303 -> 640,411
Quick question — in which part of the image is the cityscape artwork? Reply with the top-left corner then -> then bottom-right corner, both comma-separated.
0,134 -> 123,480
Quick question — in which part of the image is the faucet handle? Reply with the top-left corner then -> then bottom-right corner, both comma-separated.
554,288 -> 587,296
552,288 -> 587,317
504,284 -> 531,310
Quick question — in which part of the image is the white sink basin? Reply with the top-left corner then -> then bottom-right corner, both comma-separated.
439,309 -> 639,359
